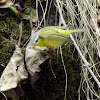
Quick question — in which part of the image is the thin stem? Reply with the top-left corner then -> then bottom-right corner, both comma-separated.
0,92 -> 8,100
30,8 -> 33,29
70,34 -> 100,88
9,6 -> 18,16
18,20 -> 23,47
56,0 -> 100,89
60,46 -> 67,100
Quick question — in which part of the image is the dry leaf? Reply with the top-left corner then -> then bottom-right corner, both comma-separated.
0,0 -> 13,8
25,44 -> 49,84
0,0 -> 6,3
0,45 -> 28,92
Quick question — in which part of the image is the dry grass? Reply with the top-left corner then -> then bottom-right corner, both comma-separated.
35,0 -> 100,100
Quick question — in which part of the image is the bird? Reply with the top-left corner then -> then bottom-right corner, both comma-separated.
30,26 -> 83,49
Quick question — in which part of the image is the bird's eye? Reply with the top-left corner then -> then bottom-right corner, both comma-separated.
35,39 -> 38,43
35,38 -> 39,44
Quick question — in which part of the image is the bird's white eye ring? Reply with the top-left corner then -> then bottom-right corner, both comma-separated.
35,38 -> 40,44
35,39 -> 38,43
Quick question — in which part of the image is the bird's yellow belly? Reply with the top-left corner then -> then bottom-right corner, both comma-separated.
43,36 -> 66,48
34,34 -> 67,48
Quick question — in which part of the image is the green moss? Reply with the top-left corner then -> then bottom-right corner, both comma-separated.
0,9 -> 31,68
0,42 -> 15,64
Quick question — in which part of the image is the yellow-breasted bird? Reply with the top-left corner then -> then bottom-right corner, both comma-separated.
30,26 -> 83,49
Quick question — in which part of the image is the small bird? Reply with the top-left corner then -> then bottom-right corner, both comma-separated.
30,26 -> 83,49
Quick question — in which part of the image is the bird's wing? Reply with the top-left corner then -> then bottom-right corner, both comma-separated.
39,26 -> 83,37
40,30 -> 67,38
39,34 -> 67,48
38,26 -> 62,36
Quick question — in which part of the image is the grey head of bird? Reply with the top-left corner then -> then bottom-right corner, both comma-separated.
30,31 -> 40,47
30,27 -> 50,47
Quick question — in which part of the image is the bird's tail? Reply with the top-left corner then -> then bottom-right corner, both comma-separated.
63,29 -> 84,37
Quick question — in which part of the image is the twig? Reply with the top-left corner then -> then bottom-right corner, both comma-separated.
60,46 -> 67,100
18,20 -> 23,47
30,8 -> 33,29
70,34 -> 100,88
0,92 -> 8,100
56,1 -> 67,100
49,59 -> 56,78
56,0 -> 100,89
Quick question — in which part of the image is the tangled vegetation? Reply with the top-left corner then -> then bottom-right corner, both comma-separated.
0,0 -> 100,100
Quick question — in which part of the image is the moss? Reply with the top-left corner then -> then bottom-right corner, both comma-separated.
0,7 -> 31,70
0,42 -> 15,65
0,13 -> 16,64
